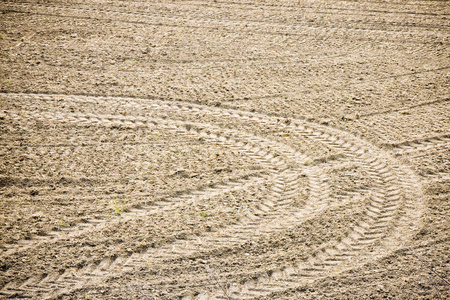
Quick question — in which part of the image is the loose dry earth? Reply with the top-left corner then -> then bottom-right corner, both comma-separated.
0,0 -> 449,299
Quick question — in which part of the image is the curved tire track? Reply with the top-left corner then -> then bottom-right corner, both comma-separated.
0,94 -> 319,299
191,121 -> 424,299
0,93 -> 424,299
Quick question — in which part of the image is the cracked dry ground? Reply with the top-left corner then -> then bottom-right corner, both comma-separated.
0,0 -> 449,299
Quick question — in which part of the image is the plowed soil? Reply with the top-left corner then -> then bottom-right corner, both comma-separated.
0,1 -> 449,299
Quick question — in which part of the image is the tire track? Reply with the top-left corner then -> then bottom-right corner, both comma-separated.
347,97 -> 450,148
158,0 -> 449,17
2,2 -> 447,43
10,147 -> 319,298
190,122 -> 424,298
386,136 -> 450,183
33,0 -> 450,17
0,108 -> 282,257
7,1 -> 449,30
96,0 -> 450,31
0,173 -> 265,257
359,98 -> 450,118
388,135 -> 450,157
0,95 -> 319,299
175,66 -> 449,105
0,0 -> 443,297
0,93 -> 424,299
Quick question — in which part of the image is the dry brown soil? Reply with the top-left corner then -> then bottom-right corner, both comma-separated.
0,0 -> 449,299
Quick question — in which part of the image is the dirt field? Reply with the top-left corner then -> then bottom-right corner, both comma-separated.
0,0 -> 449,299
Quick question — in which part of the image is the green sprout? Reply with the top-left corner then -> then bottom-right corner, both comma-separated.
111,199 -> 128,215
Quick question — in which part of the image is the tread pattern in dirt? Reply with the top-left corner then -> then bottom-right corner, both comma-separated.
0,93 -> 424,299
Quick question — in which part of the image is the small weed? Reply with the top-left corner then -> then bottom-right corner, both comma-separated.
303,159 -> 314,166
111,199 -> 128,215
200,211 -> 208,218
121,59 -> 138,69
57,219 -> 69,231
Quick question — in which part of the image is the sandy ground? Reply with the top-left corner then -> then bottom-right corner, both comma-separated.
0,0 -> 449,299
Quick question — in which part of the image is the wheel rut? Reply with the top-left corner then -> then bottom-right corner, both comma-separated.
2,2 -> 447,43
388,135 -> 450,157
0,93 -> 425,299
191,120 -> 424,299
